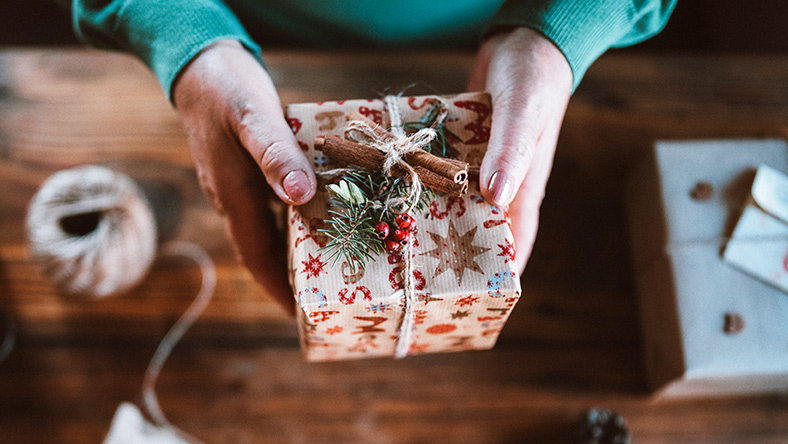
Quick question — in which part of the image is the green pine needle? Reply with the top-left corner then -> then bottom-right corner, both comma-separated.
318,101 -> 459,272
397,101 -> 460,159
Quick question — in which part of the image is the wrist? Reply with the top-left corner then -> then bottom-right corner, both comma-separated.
481,27 -> 573,99
495,27 -> 571,83
172,39 -> 261,111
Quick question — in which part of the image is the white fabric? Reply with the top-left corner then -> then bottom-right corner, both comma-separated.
103,403 -> 196,444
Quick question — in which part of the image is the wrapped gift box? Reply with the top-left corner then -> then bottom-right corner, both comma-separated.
723,164 -> 788,292
285,92 -> 521,361
627,139 -> 788,397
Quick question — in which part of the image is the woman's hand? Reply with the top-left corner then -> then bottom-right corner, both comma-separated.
468,27 -> 573,273
173,40 -> 316,313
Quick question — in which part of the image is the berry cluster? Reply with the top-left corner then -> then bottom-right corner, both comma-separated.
374,213 -> 418,252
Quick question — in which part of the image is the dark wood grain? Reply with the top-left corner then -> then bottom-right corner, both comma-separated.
0,48 -> 786,443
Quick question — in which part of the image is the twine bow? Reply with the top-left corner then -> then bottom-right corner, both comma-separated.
344,97 -> 437,214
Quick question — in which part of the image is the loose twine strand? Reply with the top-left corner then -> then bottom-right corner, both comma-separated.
142,241 -> 216,443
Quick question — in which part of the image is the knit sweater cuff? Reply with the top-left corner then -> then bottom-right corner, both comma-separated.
73,0 -> 263,101
489,0 -> 675,91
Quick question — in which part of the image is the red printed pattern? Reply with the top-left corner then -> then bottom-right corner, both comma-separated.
453,100 -> 490,145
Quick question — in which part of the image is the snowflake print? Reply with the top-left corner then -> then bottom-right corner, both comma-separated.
325,326 -> 344,335
455,295 -> 480,307
301,253 -> 327,279
367,303 -> 390,313
497,238 -> 516,263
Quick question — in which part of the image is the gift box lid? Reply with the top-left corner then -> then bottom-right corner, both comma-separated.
654,139 -> 788,244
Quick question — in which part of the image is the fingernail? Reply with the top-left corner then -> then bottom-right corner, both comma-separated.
488,171 -> 513,206
282,169 -> 312,203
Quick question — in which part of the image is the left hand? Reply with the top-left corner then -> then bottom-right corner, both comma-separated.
468,27 -> 573,273
173,40 -> 316,314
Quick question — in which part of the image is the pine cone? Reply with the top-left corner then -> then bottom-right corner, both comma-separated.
576,408 -> 631,444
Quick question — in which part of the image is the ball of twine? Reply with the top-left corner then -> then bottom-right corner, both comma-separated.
26,165 -> 157,299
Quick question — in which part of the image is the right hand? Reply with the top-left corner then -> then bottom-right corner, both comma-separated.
172,40 -> 316,314
468,27 -> 573,274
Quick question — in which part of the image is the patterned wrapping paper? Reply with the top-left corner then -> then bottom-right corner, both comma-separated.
285,92 -> 522,361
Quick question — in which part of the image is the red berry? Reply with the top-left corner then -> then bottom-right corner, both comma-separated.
385,239 -> 401,251
392,229 -> 410,245
405,218 -> 417,233
396,213 -> 412,229
374,221 -> 390,239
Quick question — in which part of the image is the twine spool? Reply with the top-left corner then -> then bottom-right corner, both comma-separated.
26,165 -> 157,299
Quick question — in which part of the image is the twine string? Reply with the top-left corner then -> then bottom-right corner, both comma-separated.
313,95 -> 444,357
394,238 -> 418,359
341,95 -> 435,357
26,165 -> 158,299
142,241 -> 216,443
386,94 -> 421,358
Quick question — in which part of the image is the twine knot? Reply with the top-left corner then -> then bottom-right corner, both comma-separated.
344,95 -> 437,214
345,120 -> 437,177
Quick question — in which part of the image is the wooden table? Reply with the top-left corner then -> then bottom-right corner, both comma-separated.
0,48 -> 786,443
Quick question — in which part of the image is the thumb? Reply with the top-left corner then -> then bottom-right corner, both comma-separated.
235,75 -> 316,205
480,94 -> 538,207
475,27 -> 572,208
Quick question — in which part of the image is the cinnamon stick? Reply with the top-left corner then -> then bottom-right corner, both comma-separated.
406,150 -> 468,184
413,166 -> 467,197
445,159 -> 470,184
345,112 -> 469,183
467,165 -> 480,182
315,135 -> 465,196
315,135 -> 385,171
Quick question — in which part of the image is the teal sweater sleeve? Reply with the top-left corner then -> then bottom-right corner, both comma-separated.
72,0 -> 674,98
489,0 -> 677,90
73,0 -> 262,100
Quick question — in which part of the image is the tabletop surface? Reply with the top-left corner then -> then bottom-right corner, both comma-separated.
0,48 -> 787,443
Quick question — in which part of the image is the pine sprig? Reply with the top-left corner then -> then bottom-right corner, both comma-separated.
399,101 -> 460,159
319,180 -> 384,273
318,101 -> 456,273
343,170 -> 433,219
319,169 -> 432,273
